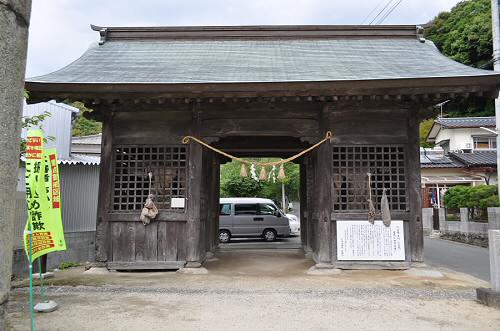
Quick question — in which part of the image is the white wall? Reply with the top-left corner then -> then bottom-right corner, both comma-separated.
22,101 -> 78,160
435,127 -> 495,151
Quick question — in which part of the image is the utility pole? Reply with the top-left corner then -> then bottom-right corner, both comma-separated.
0,1 -> 32,328
281,182 -> 287,213
492,0 -> 500,198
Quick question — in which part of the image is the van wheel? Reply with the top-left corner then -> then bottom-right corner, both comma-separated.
262,229 -> 277,242
218,230 -> 231,243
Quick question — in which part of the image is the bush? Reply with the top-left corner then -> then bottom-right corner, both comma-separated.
444,185 -> 499,220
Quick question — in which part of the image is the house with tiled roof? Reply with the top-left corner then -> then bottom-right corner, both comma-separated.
421,116 -> 497,208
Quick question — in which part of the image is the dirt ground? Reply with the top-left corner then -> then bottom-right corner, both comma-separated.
6,249 -> 500,330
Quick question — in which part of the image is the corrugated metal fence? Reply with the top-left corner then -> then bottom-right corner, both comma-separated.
13,164 -> 100,248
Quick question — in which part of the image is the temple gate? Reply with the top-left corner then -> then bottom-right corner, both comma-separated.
26,25 -> 500,270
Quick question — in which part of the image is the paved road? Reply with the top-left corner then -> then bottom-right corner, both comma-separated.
222,236 -> 491,281
424,237 -> 490,281
219,235 -> 302,250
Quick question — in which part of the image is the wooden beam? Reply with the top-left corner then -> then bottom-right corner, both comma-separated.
407,107 -> 423,262
316,105 -> 333,264
95,111 -> 114,262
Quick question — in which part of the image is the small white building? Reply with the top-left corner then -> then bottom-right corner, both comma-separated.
422,117 -> 497,208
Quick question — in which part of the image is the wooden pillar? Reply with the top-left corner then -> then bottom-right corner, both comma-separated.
299,161 -> 308,249
305,156 -> 314,253
407,107 -> 424,262
315,105 -> 333,264
185,108 -> 203,267
315,142 -> 333,264
95,111 -> 114,263
211,155 -> 221,252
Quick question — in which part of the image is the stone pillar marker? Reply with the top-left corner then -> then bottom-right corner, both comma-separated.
477,230 -> 500,307
0,0 -> 32,328
490,230 -> 500,292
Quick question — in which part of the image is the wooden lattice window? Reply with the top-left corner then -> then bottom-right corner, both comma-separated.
332,145 -> 406,211
112,145 -> 187,212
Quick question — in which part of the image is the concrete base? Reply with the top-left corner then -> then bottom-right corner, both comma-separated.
404,268 -> 444,279
176,267 -> 208,275
314,263 -> 335,269
32,272 -> 55,280
83,267 -> 110,275
85,261 -> 107,270
34,300 -> 58,313
476,288 -> 500,309
306,266 -> 342,276
185,262 -> 202,268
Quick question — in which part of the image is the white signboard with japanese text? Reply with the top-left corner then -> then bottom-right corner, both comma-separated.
337,220 -> 405,261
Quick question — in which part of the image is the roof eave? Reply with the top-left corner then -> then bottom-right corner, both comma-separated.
25,75 -> 500,104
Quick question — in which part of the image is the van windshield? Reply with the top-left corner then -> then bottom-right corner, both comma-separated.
259,204 -> 278,216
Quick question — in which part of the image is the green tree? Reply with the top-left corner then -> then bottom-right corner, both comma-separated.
424,0 -> 494,118
419,118 -> 434,148
425,0 -> 492,68
420,0 -> 495,145
220,160 -> 263,198
70,101 -> 102,136
220,159 -> 300,203
444,185 -> 499,220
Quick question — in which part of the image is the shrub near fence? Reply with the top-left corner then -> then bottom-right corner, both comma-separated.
444,185 -> 499,222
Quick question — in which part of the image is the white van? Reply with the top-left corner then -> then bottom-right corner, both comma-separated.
219,198 -> 291,243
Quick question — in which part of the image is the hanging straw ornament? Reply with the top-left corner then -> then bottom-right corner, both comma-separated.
250,164 -> 258,181
268,165 -> 276,183
140,172 -> 159,226
259,166 -> 268,181
277,163 -> 286,181
240,163 -> 248,177
367,173 -> 376,224
381,187 -> 391,227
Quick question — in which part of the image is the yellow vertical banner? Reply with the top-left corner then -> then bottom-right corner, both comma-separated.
24,130 -> 66,261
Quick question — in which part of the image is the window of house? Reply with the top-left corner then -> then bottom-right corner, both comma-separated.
473,136 -> 496,150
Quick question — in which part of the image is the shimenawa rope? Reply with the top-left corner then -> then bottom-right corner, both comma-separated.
182,131 -> 332,167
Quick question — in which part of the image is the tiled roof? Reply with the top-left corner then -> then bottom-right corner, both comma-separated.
449,151 -> 497,167
27,26 -> 499,85
435,117 -> 495,128
420,155 -> 464,168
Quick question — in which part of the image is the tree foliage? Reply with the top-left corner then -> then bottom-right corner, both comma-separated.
425,0 -> 492,68
444,185 -> 499,214
420,0 -> 495,145
70,101 -> 102,136
419,118 -> 434,148
220,159 -> 300,203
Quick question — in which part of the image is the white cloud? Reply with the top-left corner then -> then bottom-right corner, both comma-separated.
26,0 -> 464,77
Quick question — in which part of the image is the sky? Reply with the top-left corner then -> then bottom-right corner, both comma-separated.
26,0 -> 463,78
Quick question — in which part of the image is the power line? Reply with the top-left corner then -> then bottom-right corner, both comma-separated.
361,0 -> 386,24
376,0 -> 404,25
369,0 -> 396,25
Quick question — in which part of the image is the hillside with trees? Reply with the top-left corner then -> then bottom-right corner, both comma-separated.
421,0 -> 494,145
